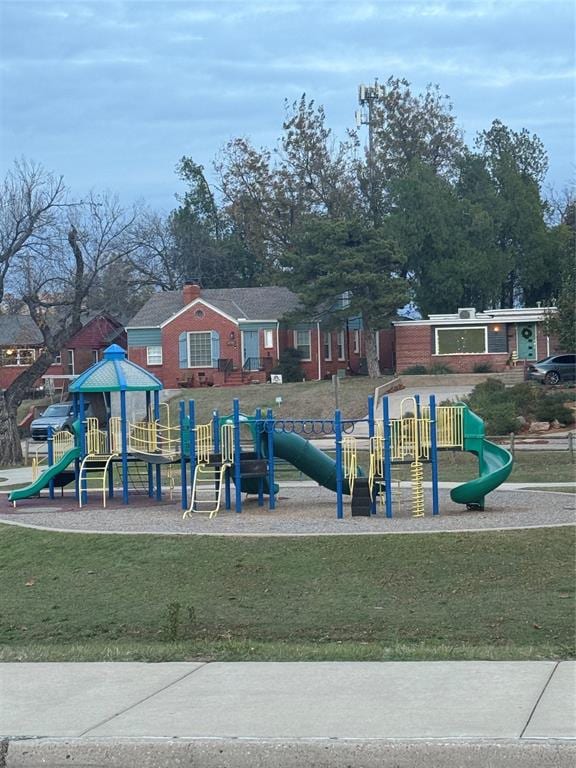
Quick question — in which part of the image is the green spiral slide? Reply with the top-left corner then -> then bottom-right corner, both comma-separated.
450,406 -> 513,510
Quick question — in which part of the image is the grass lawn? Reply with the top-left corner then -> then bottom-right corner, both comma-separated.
168,376 -> 389,423
1,524 -> 573,662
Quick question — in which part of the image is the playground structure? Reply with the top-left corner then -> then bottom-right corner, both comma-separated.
8,344 -> 514,518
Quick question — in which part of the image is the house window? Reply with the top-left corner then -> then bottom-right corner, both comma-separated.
435,327 -> 487,355
92,349 -> 99,364
337,330 -> 345,360
323,332 -> 332,361
146,345 -> 163,366
353,329 -> 360,354
67,350 -> 75,375
54,352 -> 62,365
294,330 -> 311,361
0,348 -> 35,366
188,331 -> 212,367
263,329 -> 274,349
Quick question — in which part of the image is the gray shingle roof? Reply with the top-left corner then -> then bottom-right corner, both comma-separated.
0,316 -> 43,346
127,287 -> 302,327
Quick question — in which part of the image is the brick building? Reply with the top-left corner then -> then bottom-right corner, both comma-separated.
393,306 -> 558,373
126,283 -> 394,388
0,313 -> 126,393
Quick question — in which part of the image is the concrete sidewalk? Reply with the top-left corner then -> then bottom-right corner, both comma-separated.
1,661 -> 575,766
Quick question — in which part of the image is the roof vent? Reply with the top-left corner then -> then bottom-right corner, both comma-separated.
458,308 -> 476,320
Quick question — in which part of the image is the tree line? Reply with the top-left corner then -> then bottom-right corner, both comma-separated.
0,76 -> 573,464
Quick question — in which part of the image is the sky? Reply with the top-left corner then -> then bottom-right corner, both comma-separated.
0,0 -> 574,213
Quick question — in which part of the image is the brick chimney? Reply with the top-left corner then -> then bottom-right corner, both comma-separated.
182,281 -> 201,305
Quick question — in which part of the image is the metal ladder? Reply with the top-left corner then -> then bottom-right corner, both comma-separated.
184,461 -> 230,519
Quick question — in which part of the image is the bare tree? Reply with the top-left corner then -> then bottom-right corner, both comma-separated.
0,161 -> 142,465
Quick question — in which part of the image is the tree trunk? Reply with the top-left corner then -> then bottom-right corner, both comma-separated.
365,328 -> 381,378
0,391 -> 23,466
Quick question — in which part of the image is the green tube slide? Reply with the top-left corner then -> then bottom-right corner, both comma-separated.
262,430 -> 355,494
450,407 -> 513,510
8,447 -> 80,503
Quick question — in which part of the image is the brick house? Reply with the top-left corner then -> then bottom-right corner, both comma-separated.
0,313 -> 126,393
126,283 -> 394,388
393,306 -> 558,373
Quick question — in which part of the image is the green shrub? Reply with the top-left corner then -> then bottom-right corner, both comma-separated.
271,347 -> 304,382
473,362 -> 493,373
465,379 -> 576,432
484,404 -> 522,435
533,400 -> 575,425
428,363 -> 453,375
402,365 -> 428,375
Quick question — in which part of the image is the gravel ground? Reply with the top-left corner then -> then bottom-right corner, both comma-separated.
0,485 -> 574,536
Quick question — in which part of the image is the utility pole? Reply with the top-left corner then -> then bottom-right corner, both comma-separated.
356,79 -> 383,226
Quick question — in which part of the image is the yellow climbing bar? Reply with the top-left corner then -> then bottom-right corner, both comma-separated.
195,421 -> 213,464
343,436 -> 358,495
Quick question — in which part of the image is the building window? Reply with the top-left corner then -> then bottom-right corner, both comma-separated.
435,327 -> 487,355
146,345 -> 163,366
92,349 -> 100,364
0,348 -> 35,366
188,332 -> 212,367
294,330 -> 311,361
67,349 -> 75,375
323,332 -> 332,361
353,329 -> 360,354
263,329 -> 274,349
337,330 -> 345,360
54,352 -> 62,365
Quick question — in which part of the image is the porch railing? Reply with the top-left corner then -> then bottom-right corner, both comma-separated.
241,357 -> 273,380
218,358 -> 234,382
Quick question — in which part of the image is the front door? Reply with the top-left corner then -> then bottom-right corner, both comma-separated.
516,324 -> 537,360
242,330 -> 260,371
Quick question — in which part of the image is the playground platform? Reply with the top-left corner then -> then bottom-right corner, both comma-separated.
1,660 -> 574,767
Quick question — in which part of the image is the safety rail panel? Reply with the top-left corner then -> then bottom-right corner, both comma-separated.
195,421 -> 213,464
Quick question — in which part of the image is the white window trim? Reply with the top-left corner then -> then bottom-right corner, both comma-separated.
0,347 -> 36,366
293,330 -> 312,361
434,326 -> 488,356
323,331 -> 332,361
353,329 -> 360,354
146,345 -> 163,366
67,349 -> 75,375
187,330 -> 213,368
337,330 -> 346,361
263,329 -> 274,349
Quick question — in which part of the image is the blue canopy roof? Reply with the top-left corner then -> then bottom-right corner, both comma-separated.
69,344 -> 162,393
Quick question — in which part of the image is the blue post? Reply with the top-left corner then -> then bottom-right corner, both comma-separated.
213,410 -> 220,455
383,396 -> 393,518
255,408 -> 264,507
188,399 -> 196,508
79,393 -> 88,505
266,408 -> 275,510
120,390 -> 129,504
179,400 -> 188,510
335,409 -> 343,519
233,399 -> 242,513
368,395 -> 376,515
430,395 -> 440,516
47,426 -> 55,499
154,391 -> 161,501
146,391 -> 153,498
73,394 -> 80,502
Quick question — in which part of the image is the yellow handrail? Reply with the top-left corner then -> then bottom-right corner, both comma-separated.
343,436 -> 358,495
